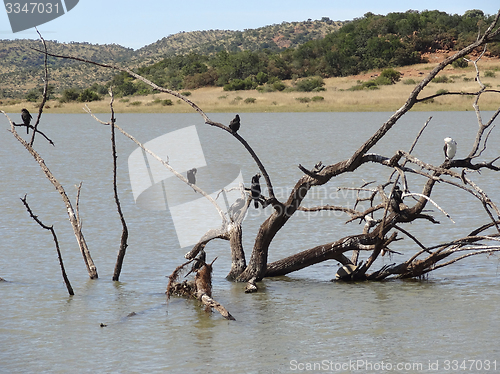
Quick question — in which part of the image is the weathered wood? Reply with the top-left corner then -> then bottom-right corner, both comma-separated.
3,111 -> 98,279
20,195 -> 74,295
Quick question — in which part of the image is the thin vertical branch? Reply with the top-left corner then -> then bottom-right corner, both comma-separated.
29,28 -> 49,146
109,93 -> 129,281
20,195 -> 74,296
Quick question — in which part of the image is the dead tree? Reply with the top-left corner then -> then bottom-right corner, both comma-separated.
1,32 -> 98,279
31,12 -> 500,296
84,95 -> 130,281
20,195 -> 75,295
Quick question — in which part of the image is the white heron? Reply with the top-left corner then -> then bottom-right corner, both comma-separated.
443,137 -> 457,161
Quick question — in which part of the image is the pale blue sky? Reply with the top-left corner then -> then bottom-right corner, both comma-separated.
1,0 -> 499,49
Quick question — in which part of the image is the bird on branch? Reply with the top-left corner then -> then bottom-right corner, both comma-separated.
229,114 -> 240,133
443,137 -> 457,161
21,108 -> 32,134
187,168 -> 197,192
390,185 -> 404,213
251,173 -> 261,209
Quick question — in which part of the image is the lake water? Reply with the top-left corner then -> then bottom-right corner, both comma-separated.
1,112 -> 499,373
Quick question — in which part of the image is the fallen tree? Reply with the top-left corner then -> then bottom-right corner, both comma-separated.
20,12 -> 500,310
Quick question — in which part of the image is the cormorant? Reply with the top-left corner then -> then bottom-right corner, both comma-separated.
390,185 -> 403,213
443,137 -> 457,161
251,173 -> 261,208
187,168 -> 197,185
229,114 -> 240,133
21,108 -> 32,134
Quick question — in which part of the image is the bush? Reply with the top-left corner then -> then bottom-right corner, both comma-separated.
162,99 -> 173,106
436,89 -> 449,95
25,90 -> 40,102
403,79 -> 417,85
295,77 -> 325,92
312,96 -> 324,102
181,91 -> 192,96
452,58 -> 469,68
256,72 -> 268,85
296,97 -> 311,103
484,71 -> 496,78
272,80 -> 286,91
129,101 -> 142,106
77,89 -> 99,102
380,68 -> 401,84
244,97 -> 256,104
432,76 -> 449,83
374,76 -> 392,86
60,88 -> 80,103
223,77 -> 258,91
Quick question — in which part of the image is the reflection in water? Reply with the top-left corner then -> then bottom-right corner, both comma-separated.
1,112 -> 499,373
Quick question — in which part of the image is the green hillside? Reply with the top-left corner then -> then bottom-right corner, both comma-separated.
0,18 -> 342,98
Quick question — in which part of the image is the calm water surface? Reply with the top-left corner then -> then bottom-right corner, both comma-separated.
1,112 -> 499,373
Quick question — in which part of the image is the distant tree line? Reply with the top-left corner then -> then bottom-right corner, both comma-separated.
39,9 -> 500,102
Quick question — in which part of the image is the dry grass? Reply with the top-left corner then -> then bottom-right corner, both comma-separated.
2,57 -> 499,114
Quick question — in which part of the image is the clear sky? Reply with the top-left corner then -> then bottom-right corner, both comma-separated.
1,0 -> 499,50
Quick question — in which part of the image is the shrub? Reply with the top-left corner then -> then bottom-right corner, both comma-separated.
256,72 -> 268,85
380,68 -> 401,83
129,101 -> 142,106
272,80 -> 286,91
295,77 -> 325,92
452,58 -> 469,68
432,76 -> 449,83
403,79 -> 417,85
436,89 -> 449,95
244,97 -> 256,104
223,77 -> 258,91
25,90 -> 40,102
60,88 -> 80,103
296,97 -> 311,103
374,76 -> 392,86
181,91 -> 192,96
484,71 -> 496,78
312,96 -> 324,102
161,99 -> 173,106
78,89 -> 100,102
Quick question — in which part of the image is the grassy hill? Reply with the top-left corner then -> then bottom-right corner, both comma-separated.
0,18 -> 342,99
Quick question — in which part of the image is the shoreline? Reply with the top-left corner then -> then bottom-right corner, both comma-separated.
1,58 -> 499,114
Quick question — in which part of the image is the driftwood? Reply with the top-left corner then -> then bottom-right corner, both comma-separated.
167,258 -> 235,320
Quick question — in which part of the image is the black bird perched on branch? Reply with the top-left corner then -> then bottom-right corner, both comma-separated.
187,168 -> 197,185
21,108 -> 32,134
390,185 -> 404,213
251,173 -> 261,208
229,114 -> 240,133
